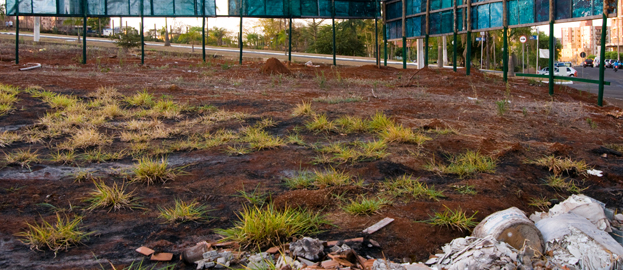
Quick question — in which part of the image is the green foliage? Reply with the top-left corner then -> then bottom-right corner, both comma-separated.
158,199 -> 209,223
216,204 -> 329,248
308,21 -> 367,56
382,175 -> 445,201
114,27 -> 141,51
131,157 -> 179,185
529,155 -> 589,177
426,206 -> 478,232
85,181 -> 139,211
496,100 -> 508,116
16,214 -> 92,255
452,184 -> 477,195
544,175 -> 587,194
237,184 -> 270,207
343,196 -> 391,216
427,151 -> 496,178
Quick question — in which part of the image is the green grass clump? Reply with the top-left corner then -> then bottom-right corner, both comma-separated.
124,89 -> 155,107
242,127 -> 285,151
158,199 -> 208,223
132,157 -> 178,185
0,84 -> 19,116
237,184 -> 270,207
85,181 -> 139,211
16,214 -> 92,255
4,149 -> 40,168
44,94 -> 79,109
0,131 -> 21,148
343,197 -> 391,216
427,151 -> 496,178
283,171 -> 316,189
382,175 -> 445,201
426,205 -> 478,232
284,168 -> 353,189
292,101 -> 314,116
544,175 -> 587,193
50,150 -> 76,164
312,168 -> 353,188
334,115 -> 367,134
216,204 -> 329,248
317,140 -> 387,164
150,98 -> 181,118
452,184 -> 477,195
305,114 -> 335,133
529,155 -> 589,177
379,125 -> 431,145
367,112 -> 394,132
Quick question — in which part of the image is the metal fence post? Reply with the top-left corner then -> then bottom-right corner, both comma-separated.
598,12 -> 607,106
15,3 -> 19,65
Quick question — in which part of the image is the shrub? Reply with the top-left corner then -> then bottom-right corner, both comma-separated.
85,181 -> 139,211
427,206 -> 478,232
158,199 -> 208,223
343,197 -> 391,216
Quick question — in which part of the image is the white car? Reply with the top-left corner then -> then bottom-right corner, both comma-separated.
537,67 -> 577,77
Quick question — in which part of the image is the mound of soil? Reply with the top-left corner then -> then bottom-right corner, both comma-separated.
260,58 -> 291,75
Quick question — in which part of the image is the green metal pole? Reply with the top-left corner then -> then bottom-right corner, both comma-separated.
288,17 -> 292,62
503,27 -> 508,82
466,31 -> 471,75
140,0 -> 144,65
15,3 -> 19,65
424,35 -> 429,66
332,0 -> 336,66
548,21 -> 554,96
82,0 -> 87,65
383,24 -> 387,66
598,13 -> 607,106
375,18 -> 378,66
239,2 -> 243,65
453,32 -> 457,71
202,2 -> 206,62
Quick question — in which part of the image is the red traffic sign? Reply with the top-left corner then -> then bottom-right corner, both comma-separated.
520,36 -> 527,43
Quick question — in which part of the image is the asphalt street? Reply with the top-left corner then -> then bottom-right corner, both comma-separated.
569,65 -> 623,102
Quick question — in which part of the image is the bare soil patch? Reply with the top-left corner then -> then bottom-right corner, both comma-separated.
0,41 -> 622,269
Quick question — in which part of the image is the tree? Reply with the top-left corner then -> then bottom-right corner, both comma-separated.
63,17 -> 84,42
308,20 -> 366,57
178,27 -> 201,52
211,27 -> 227,46
246,33 -> 263,49
87,17 -> 110,36
114,27 -> 141,52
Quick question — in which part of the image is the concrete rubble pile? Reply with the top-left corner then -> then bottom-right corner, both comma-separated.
156,195 -> 622,270
423,194 -> 623,270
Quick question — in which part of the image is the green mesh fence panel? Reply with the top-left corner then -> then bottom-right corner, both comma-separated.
7,0 -> 217,16
226,0 -> 379,18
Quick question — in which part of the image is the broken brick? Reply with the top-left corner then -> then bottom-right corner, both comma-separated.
322,260 -> 341,269
344,238 -> 363,243
151,252 -> 174,261
267,246 -> 280,254
135,246 -> 155,256
326,240 -> 339,247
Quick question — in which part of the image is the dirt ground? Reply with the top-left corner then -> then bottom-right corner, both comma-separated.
1,40 -> 623,270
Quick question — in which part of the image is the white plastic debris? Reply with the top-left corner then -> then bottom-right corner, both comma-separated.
587,169 -> 604,177
425,236 -> 521,270
472,207 -> 544,254
535,213 -> 623,270
19,63 -> 41,71
530,194 -> 611,232
467,97 -> 478,100
305,61 -> 320,68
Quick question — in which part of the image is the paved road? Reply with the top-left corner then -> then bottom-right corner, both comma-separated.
1,31 -> 420,68
569,65 -> 623,102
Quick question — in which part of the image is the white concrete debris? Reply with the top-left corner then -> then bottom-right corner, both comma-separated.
425,236 -> 520,270
290,237 -> 325,261
246,252 -> 274,270
536,213 -> 623,270
372,259 -> 406,270
275,255 -> 303,270
530,194 -> 612,232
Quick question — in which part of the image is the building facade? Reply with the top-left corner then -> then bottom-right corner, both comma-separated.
560,21 -> 603,65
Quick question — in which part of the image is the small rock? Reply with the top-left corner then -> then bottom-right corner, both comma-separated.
203,250 -> 219,261
290,237 -> 325,261
196,260 -> 216,269
247,253 -> 274,270
615,213 -> 623,222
